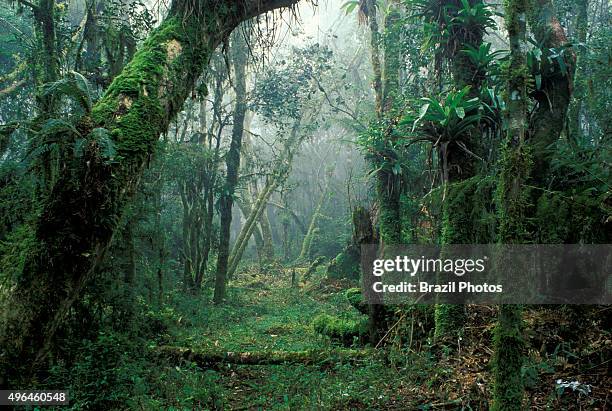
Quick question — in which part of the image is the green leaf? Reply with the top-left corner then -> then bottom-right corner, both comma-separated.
89,127 -> 117,163
40,71 -> 93,113
39,118 -> 81,139
341,1 -> 359,14
455,106 -> 466,119
535,74 -> 542,90
412,103 -> 430,131
556,55 -> 567,75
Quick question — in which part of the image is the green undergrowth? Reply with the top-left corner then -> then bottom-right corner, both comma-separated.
33,267 -> 610,410
168,271 -> 363,352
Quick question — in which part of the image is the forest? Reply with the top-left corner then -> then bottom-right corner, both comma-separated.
0,0 -> 610,409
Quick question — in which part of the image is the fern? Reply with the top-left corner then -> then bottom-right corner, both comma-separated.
40,71 -> 94,113
89,128 -> 117,163
38,118 -> 81,140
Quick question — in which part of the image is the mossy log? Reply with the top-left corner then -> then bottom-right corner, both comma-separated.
156,346 -> 373,366
312,313 -> 368,346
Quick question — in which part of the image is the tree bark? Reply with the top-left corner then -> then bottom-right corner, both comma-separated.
527,0 -> 576,184
364,0 -> 383,117
491,2 -> 530,408
0,0 -> 300,385
567,0 -> 588,145
214,28 -> 249,304
298,161 -> 336,261
363,1 -> 402,344
237,196 -> 266,259
433,0 -> 487,343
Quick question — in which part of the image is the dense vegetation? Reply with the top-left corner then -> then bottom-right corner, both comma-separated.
0,0 -> 609,409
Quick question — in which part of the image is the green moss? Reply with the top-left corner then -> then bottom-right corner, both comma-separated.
377,180 -> 402,246
399,193 -> 418,243
345,288 -> 368,315
534,190 -> 609,243
495,142 -> 533,243
433,304 -> 465,343
491,305 -> 525,410
0,224 -> 36,284
91,17 -> 184,160
441,176 -> 496,244
504,0 -> 527,38
435,176 -> 495,343
312,314 -> 368,346
327,246 -> 360,280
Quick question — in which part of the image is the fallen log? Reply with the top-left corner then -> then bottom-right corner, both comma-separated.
155,346 -> 376,366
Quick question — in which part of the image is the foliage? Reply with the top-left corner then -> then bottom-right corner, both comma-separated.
39,71 -> 95,113
326,245 -> 360,280
250,43 -> 333,124
0,0 -> 610,409
410,0 -> 497,56
408,86 -> 488,141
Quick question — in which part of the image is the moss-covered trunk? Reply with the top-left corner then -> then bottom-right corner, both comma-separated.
157,346 -> 374,366
365,1 -> 403,343
0,0 -> 299,385
567,0 -> 588,144
491,0 -> 530,407
527,0 -> 576,185
33,0 -> 59,113
492,1 -> 576,406
433,0 -> 487,343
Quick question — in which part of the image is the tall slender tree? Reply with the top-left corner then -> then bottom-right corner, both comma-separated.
214,27 -> 249,303
491,0 -> 529,408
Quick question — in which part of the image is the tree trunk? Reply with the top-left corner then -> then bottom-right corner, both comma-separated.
153,171 -> 165,306
0,0 -> 300,385
433,0 -> 487,343
214,28 -> 249,304
364,0 -> 382,117
34,0 -> 59,90
492,2 -> 576,406
363,0 -> 403,344
567,0 -> 588,145
526,0 -> 576,185
236,196 -> 266,262
298,161 -> 336,261
491,1 -> 530,407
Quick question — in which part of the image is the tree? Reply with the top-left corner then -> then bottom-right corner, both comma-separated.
214,27 -> 250,303
491,0 -> 529,407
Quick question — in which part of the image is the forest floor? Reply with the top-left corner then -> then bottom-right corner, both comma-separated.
145,266 -> 610,411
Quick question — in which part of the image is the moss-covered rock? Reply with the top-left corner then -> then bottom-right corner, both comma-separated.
326,244 -> 360,280
312,314 -> 368,346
